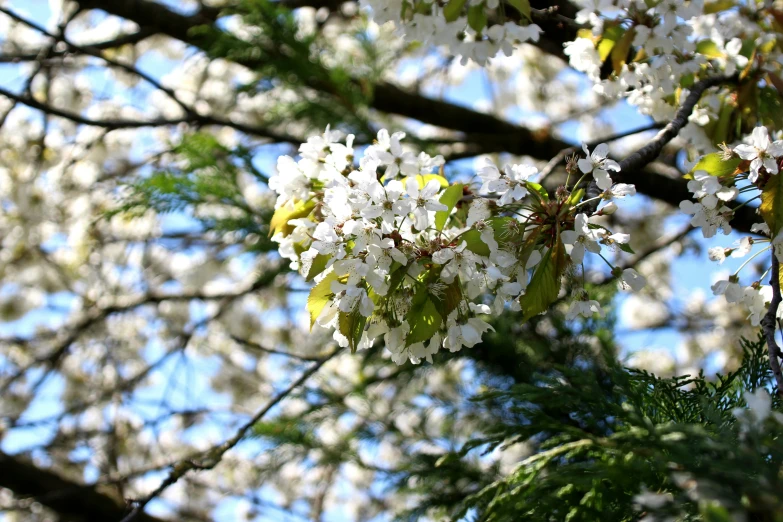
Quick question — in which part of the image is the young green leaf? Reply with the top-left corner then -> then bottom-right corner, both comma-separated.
269,199 -> 314,237
519,242 -> 564,322
301,253 -> 331,282
467,4 -> 488,33
307,270 -> 338,329
443,0 -> 468,22
689,153 -> 741,178
597,25 -> 625,62
567,188 -> 585,206
526,181 -> 549,202
695,39 -> 724,59
406,293 -> 443,346
339,310 -> 366,353
435,183 -> 464,232
611,26 -> 635,74
507,0 -> 531,20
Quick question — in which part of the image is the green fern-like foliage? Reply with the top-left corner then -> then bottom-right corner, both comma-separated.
113,132 -> 274,251
459,335 -> 783,522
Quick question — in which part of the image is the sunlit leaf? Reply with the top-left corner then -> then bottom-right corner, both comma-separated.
406,291 -> 442,346
307,270 -> 338,329
611,26 -> 635,74
269,199 -> 314,237
568,188 -> 585,206
695,40 -> 724,59
597,25 -> 624,62
301,253 -> 331,282
519,240 -> 565,322
689,153 -> 741,178
435,183 -> 463,231
407,174 -> 449,189
704,0 -> 735,13
526,181 -> 549,202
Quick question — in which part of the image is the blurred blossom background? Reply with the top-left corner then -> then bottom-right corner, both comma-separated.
0,0 -> 771,521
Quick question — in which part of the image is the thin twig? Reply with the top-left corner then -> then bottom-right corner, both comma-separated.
581,75 -> 731,213
539,122 -> 665,180
119,347 -> 344,522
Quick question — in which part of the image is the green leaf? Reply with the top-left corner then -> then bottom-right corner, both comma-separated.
406,293 -> 442,346
443,0 -> 467,22
506,0 -> 531,20
338,310 -> 366,353
711,101 -> 734,146
519,242 -> 564,322
618,243 -> 635,255
433,277 -> 462,322
567,188 -> 585,206
461,217 -> 516,256
611,26 -> 635,74
467,4 -> 487,33
704,0 -> 735,13
761,173 -> 783,236
387,263 -> 407,294
700,501 -> 732,522
307,270 -> 338,329
696,39 -> 724,59
269,199 -> 314,237
597,25 -> 624,62
526,181 -> 549,202
300,253 -> 331,282
435,183 -> 463,231
689,153 -> 741,178
758,86 -> 783,130
462,229 -> 490,257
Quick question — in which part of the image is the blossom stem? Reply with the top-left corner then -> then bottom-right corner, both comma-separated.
597,253 -> 615,270
727,195 -> 761,214
572,195 -> 603,210
734,245 -> 771,277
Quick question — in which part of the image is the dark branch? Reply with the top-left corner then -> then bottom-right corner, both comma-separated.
617,76 -> 730,174
0,450 -> 168,522
762,253 -> 783,396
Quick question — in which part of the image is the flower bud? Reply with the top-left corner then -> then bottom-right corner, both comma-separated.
599,202 -> 618,215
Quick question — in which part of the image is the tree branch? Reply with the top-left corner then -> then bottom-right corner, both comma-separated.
72,0 -> 570,159
119,347 -> 344,522
762,253 -> 783,396
617,76 -> 730,175
0,450 -> 168,522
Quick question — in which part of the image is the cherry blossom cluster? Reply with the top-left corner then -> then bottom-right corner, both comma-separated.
270,127 -> 646,364
358,0 -> 542,65
565,0 -> 783,155
681,126 -> 783,326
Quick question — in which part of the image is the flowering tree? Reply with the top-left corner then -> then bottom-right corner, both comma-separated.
3,0 -> 783,520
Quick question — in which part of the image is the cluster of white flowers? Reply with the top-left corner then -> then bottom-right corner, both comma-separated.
270,127 -> 646,364
559,0 -> 783,157
358,0 -> 542,65
684,126 -> 783,326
